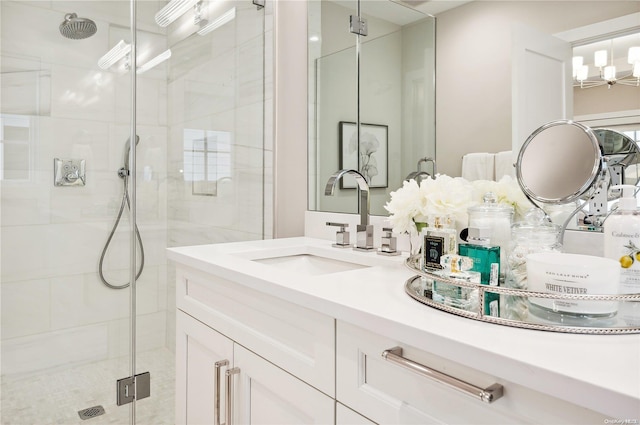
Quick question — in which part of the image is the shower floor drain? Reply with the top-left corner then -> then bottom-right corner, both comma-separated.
78,405 -> 105,420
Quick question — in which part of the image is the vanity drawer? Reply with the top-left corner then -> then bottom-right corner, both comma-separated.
176,266 -> 335,397
336,321 -> 607,424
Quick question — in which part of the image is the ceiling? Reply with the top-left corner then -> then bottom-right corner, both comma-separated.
396,0 -> 473,16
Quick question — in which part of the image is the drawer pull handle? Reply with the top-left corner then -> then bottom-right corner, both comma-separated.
381,347 -> 503,403
225,367 -> 241,425
214,360 -> 229,425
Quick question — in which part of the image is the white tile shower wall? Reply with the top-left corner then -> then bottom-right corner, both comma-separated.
1,0 -> 168,375
1,324 -> 110,376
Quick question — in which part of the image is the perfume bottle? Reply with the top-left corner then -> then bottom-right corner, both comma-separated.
458,227 -> 501,317
423,215 -> 457,271
432,254 -> 480,311
439,254 -> 474,276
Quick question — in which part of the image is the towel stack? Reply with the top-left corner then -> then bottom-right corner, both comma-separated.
494,150 -> 515,180
461,152 -> 494,181
461,151 -> 514,181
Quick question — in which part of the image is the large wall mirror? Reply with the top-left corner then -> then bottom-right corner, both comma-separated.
307,0 -> 436,216
309,1 -> 640,221
566,17 -> 640,148
560,12 -> 640,224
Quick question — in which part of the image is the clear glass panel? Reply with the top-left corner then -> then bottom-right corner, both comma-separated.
359,3 -> 435,215
310,0 -> 359,214
135,0 -> 266,422
1,0 -> 134,422
309,0 -> 435,216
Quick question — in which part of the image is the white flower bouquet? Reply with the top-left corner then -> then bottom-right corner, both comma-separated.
384,174 -> 532,235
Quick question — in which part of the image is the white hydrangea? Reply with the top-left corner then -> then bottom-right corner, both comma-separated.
384,179 -> 423,235
385,174 -> 534,234
419,174 -> 474,225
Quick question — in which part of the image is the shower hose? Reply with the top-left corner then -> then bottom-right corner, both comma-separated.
98,171 -> 145,289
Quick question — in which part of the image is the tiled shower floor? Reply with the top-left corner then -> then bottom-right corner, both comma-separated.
1,348 -> 174,425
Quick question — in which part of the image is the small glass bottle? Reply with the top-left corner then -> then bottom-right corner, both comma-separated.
458,227 -> 501,317
432,254 -> 480,311
423,215 -> 457,271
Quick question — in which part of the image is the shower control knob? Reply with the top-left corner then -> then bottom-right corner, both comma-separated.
65,172 -> 79,183
54,158 -> 86,186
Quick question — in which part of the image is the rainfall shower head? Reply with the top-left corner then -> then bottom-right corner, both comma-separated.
59,13 -> 97,40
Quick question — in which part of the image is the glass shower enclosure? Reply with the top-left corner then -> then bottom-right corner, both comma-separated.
0,0 -> 268,423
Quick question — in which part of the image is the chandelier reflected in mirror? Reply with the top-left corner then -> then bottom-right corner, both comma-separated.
573,36 -> 640,89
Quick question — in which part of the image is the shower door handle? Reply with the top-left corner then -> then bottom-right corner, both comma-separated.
225,367 -> 241,425
214,360 -> 229,425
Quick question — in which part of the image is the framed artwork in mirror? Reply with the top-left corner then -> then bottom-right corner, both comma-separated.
338,121 -> 388,189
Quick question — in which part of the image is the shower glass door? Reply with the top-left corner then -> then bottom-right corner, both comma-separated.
1,0 -> 137,423
1,0 -> 267,423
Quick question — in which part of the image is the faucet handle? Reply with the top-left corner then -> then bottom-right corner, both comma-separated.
326,222 -> 351,248
378,227 -> 400,256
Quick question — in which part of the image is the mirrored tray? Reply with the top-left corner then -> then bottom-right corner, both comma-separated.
404,255 -> 640,334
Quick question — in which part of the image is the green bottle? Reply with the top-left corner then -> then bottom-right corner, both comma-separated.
458,227 -> 501,317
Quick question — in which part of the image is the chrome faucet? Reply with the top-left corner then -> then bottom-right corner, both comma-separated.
405,157 -> 437,184
404,170 -> 431,184
324,169 -> 374,251
421,157 -> 437,175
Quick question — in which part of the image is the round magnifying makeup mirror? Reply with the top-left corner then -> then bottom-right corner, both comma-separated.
516,120 -> 602,205
594,128 -> 640,190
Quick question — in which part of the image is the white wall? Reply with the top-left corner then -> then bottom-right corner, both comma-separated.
436,1 -> 640,177
574,84 -> 640,117
273,0 -> 307,238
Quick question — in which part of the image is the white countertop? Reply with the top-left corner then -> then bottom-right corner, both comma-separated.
167,237 -> 640,419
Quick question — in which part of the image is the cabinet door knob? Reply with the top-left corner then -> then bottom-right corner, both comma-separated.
382,346 -> 504,403
214,360 -> 229,425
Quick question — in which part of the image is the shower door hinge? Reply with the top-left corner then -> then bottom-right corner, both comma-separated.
252,0 -> 265,10
349,15 -> 368,36
116,372 -> 150,406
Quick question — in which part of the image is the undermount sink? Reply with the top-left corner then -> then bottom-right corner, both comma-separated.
253,254 -> 370,276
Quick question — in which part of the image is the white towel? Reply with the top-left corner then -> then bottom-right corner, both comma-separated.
461,152 -> 494,181
494,150 -> 515,180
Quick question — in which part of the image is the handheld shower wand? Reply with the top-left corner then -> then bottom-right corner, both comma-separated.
99,136 -> 145,289
118,135 -> 140,177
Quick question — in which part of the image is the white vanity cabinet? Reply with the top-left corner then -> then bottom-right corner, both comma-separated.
336,321 -> 607,425
176,311 -> 233,425
176,311 -> 334,425
174,266 -> 336,425
169,238 -> 639,425
232,343 -> 334,424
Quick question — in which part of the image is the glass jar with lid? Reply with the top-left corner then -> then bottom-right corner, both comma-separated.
467,192 -> 514,277
503,208 -> 563,320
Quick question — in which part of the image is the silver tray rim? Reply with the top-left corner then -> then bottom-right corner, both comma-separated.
404,256 -> 640,335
